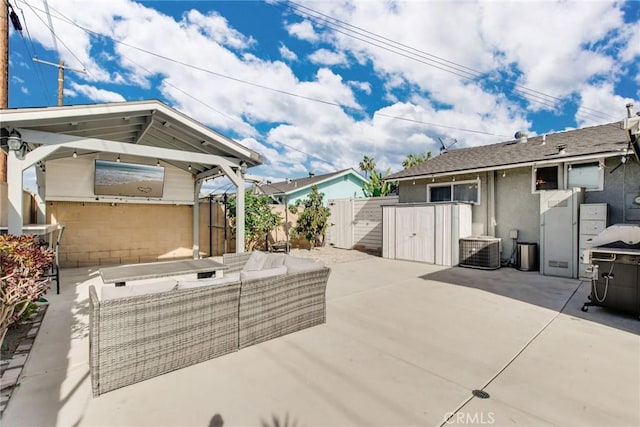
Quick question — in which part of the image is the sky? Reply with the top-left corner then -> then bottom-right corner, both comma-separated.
6,0 -> 640,194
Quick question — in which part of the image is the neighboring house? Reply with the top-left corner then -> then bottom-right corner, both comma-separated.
385,120 -> 640,276
256,168 -> 368,206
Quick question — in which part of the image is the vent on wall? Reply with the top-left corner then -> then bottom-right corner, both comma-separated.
459,237 -> 501,270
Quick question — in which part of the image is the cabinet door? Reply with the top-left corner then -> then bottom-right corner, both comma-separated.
579,219 -> 606,237
580,203 -> 607,221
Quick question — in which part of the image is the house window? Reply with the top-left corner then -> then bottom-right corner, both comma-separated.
567,161 -> 603,191
428,180 -> 479,204
534,166 -> 559,191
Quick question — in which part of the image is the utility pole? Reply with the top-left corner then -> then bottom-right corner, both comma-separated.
1,2 -> 10,183
32,58 -> 86,106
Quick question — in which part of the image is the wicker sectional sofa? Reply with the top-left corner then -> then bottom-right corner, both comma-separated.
89,251 -> 331,396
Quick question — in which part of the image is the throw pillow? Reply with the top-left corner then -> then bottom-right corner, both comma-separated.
242,251 -> 268,271
263,253 -> 286,269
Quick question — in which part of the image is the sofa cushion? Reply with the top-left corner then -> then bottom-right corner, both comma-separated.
177,272 -> 240,289
240,266 -> 287,282
263,253 -> 286,269
242,251 -> 269,271
284,256 -> 325,274
101,279 -> 178,301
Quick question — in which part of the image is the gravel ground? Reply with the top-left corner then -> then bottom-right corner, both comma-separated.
288,246 -> 378,265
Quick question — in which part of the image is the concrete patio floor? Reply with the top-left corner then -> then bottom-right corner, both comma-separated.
2,254 -> 639,426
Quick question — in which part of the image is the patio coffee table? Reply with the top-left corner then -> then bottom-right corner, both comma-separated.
99,257 -> 226,286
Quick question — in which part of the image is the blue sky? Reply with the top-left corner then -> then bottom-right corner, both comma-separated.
7,0 -> 640,193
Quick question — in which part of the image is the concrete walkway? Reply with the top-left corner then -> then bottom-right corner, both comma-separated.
2,255 -> 639,426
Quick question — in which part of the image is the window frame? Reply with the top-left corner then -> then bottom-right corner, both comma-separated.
564,160 -> 604,192
426,178 -> 481,204
531,164 -> 561,193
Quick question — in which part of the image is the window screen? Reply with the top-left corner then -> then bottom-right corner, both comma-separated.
568,162 -> 600,190
454,182 -> 478,203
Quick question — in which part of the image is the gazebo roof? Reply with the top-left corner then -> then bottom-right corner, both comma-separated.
1,99 -> 263,175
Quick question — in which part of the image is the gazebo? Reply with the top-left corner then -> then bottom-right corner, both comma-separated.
1,100 -> 262,262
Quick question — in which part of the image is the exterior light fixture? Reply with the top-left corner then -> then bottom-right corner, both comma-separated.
239,161 -> 248,176
73,150 -> 78,158
7,129 -> 26,160
452,176 -> 456,182
188,164 -> 192,172
116,155 -> 121,162
431,176 -> 435,182
502,170 -> 506,178
157,160 -> 161,167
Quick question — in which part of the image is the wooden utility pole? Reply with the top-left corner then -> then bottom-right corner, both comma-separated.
57,60 -> 64,106
33,58 -> 85,106
1,2 -> 9,183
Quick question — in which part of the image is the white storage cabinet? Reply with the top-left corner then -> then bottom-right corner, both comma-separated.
578,203 -> 608,278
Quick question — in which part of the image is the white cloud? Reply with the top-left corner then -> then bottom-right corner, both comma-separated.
68,82 -> 127,102
348,80 -> 371,94
308,49 -> 347,66
286,20 -> 318,42
279,44 -> 298,61
185,9 -> 254,50
577,83 -> 635,128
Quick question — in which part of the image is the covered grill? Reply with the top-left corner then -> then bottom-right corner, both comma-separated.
582,224 -> 640,317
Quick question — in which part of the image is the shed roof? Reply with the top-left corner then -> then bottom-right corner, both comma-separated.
1,100 -> 263,175
387,121 -> 629,180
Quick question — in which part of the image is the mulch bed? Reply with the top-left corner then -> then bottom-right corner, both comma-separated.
1,323 -> 32,360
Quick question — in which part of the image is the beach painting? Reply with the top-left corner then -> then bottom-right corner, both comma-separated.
94,160 -> 165,198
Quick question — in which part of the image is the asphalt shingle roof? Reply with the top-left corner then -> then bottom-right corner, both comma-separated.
387,121 -> 630,180
257,168 -> 363,195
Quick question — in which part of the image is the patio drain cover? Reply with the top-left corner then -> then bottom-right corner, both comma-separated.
472,389 -> 490,399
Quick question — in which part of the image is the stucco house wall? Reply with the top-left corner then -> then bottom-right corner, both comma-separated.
493,167 -> 541,258
287,174 -> 366,206
582,156 -> 640,224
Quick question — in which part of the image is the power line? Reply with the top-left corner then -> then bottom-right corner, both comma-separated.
20,0 -> 621,145
32,0 -> 516,139
20,0 -> 91,78
277,0 -> 619,124
9,0 -> 51,103
375,113 -> 512,138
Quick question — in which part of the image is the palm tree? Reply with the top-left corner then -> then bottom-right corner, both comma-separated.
359,155 -> 376,178
402,151 -> 432,169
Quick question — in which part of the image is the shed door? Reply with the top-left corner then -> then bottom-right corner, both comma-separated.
414,206 -> 435,263
395,207 -> 415,261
